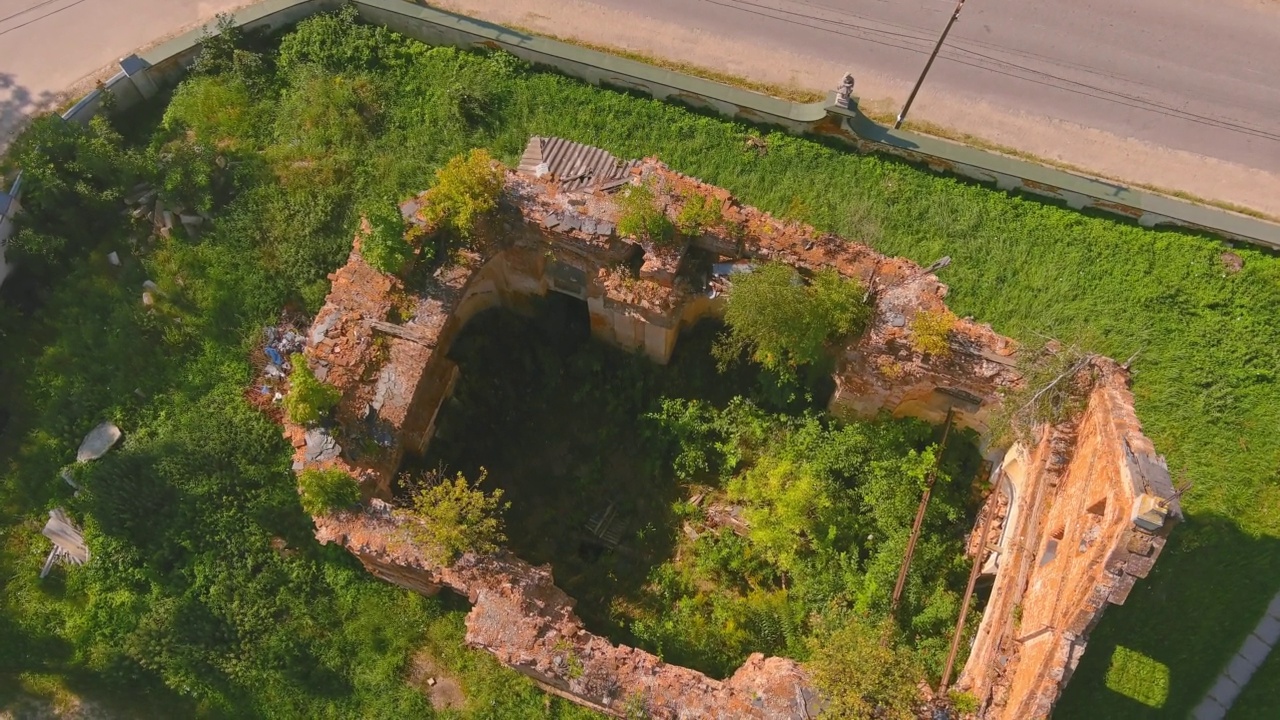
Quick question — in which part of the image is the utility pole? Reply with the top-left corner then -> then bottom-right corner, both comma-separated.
894,0 -> 968,129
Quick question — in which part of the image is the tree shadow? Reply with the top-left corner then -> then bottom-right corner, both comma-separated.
1055,512 -> 1280,718
0,72 -> 58,157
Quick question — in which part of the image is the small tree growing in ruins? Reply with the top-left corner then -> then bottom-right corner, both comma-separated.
719,262 -> 870,373
616,179 -> 676,246
298,467 -> 361,515
397,468 -> 509,565
908,308 -> 957,358
284,354 -> 341,425
806,616 -> 922,720
361,200 -> 416,275
419,148 -> 504,239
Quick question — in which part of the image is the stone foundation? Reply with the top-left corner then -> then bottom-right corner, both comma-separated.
279,138 -> 1180,719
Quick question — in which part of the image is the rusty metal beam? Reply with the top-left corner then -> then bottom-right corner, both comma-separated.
939,487 -> 1001,693
890,407 -> 955,616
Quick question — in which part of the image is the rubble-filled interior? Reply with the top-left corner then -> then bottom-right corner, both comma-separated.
284,137 -> 1181,720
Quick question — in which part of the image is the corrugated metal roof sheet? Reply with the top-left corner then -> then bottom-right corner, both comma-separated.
517,136 -> 639,192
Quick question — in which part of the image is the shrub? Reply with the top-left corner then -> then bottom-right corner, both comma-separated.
7,115 -> 143,271
361,202 -> 414,274
908,308 -> 957,358
949,690 -> 980,714
988,341 -> 1095,445
397,469 -> 509,564
284,353 -> 341,425
298,467 -> 361,515
419,148 -> 504,239
720,263 -> 869,372
162,74 -> 262,148
675,190 -> 721,235
616,180 -> 676,245
806,616 -> 922,720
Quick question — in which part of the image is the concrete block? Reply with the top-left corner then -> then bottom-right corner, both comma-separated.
1238,632 -> 1273,666
1267,590 -> 1280,620
1224,651 -> 1259,687
119,54 -> 158,99
1254,612 -> 1280,647
1191,696 -> 1227,720
643,321 -> 674,365
1205,672 -> 1240,706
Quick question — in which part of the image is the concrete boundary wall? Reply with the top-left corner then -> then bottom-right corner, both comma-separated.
2,0 -> 1278,282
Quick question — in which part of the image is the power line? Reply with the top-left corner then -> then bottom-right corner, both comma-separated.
692,0 -> 1280,144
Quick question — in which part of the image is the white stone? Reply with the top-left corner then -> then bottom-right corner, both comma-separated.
76,422 -> 122,462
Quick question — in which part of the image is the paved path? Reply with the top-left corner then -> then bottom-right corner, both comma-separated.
1192,589 -> 1280,720
0,0 -> 245,149
589,0 -> 1280,175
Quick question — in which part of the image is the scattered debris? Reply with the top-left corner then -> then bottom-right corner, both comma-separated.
1220,251 -> 1244,274
107,251 -> 120,266
585,503 -> 624,549
40,508 -> 89,578
76,422 -> 121,462
304,427 -> 342,463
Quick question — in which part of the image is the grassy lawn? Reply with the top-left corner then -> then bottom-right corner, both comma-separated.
1,7 -> 1277,715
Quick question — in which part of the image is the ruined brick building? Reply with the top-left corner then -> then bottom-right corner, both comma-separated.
282,137 -> 1181,719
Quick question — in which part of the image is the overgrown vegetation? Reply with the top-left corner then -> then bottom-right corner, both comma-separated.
674,189 -> 721,236
718,263 -> 870,376
807,617 -> 923,720
615,180 -> 676,246
298,467 -> 361,516
3,7 -> 1278,717
421,307 -> 982,693
418,148 -> 504,239
908,308 -> 956,358
362,199 -> 415,274
397,469 -> 509,565
284,354 -> 341,425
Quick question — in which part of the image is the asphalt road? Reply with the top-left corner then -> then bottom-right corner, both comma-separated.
0,0 -> 245,148
2,0 -> 1278,174
589,0 -> 1280,173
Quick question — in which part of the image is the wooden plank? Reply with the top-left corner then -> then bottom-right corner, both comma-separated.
367,319 -> 436,348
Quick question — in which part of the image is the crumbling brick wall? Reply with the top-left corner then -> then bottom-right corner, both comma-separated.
314,502 -> 819,719
280,139 -> 1179,720
954,366 -> 1178,718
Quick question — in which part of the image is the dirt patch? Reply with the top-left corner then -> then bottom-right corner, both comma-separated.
407,650 -> 467,712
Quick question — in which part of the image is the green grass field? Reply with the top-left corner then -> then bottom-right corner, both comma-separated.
2,9 -> 1277,717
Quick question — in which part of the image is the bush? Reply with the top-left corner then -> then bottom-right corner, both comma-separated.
7,115 -> 143,271
284,353 -> 341,425
675,189 -> 721,235
807,616 -> 922,720
419,148 -> 504,239
909,308 -> 957,358
616,179 -> 675,245
397,469 -> 508,565
360,201 -> 414,274
720,263 -> 869,372
298,467 -> 361,515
